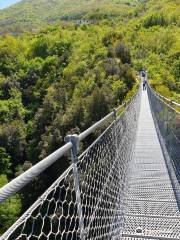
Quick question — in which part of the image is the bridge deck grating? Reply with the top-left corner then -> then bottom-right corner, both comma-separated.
122,89 -> 180,239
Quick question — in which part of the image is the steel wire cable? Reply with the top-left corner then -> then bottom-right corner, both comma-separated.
147,85 -> 180,206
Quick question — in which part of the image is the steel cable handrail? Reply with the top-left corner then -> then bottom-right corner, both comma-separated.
0,91 -> 137,204
155,93 -> 180,107
147,83 -> 180,210
148,83 -> 180,113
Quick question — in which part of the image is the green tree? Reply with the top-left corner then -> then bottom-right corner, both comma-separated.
0,175 -> 21,235
115,43 -> 131,64
86,88 -> 112,124
0,148 -> 11,175
31,37 -> 49,58
112,80 -> 128,103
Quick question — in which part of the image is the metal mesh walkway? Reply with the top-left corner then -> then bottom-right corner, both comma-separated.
122,90 -> 180,240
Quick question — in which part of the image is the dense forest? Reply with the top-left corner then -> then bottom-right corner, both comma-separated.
0,0 -> 180,234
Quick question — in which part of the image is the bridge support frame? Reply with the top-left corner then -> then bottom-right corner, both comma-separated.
65,134 -> 85,239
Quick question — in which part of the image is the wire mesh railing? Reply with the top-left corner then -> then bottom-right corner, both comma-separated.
0,89 -> 141,240
147,85 -> 180,208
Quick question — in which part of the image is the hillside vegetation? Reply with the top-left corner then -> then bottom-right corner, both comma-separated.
0,0 -> 139,32
0,0 -> 179,234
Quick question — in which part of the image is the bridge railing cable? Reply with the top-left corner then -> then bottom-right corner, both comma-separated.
0,102 -> 129,204
150,89 -> 180,108
147,84 -> 180,207
0,89 -> 141,240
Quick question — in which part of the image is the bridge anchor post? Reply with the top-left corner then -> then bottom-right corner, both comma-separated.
65,134 -> 85,239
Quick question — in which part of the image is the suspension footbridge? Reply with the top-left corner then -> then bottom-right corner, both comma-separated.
0,82 -> 180,240
122,88 -> 180,240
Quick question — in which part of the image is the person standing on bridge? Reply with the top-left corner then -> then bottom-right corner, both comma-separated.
143,79 -> 147,90
141,70 -> 147,91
